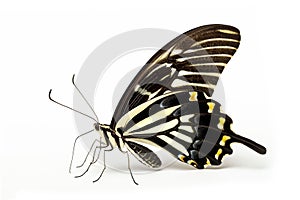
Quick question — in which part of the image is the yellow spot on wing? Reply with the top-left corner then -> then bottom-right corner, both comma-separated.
219,135 -> 231,146
215,148 -> 223,159
217,117 -> 226,130
189,92 -> 198,101
204,158 -> 211,168
178,154 -> 186,162
187,160 -> 198,168
207,102 -> 215,113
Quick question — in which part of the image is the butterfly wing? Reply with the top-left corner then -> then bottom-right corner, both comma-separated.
110,24 -> 265,168
111,24 -> 240,127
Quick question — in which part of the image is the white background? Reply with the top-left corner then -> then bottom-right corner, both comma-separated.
0,0 -> 299,199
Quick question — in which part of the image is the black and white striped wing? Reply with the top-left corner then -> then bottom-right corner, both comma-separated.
111,24 -> 240,127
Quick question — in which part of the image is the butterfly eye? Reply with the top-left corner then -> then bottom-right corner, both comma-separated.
94,123 -> 100,131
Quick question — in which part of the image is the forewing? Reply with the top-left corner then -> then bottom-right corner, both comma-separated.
111,24 -> 240,128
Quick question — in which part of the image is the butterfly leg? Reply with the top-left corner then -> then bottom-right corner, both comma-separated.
92,138 -> 103,164
69,129 -> 94,173
76,145 -> 103,177
93,144 -> 113,183
125,151 -> 138,185
76,139 -> 101,168
74,139 -> 101,178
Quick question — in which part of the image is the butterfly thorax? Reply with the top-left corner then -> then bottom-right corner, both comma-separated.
94,123 -> 126,151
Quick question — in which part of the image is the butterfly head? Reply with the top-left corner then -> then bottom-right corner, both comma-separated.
94,122 -> 101,131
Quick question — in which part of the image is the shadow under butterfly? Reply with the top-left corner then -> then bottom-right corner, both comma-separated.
49,24 -> 266,185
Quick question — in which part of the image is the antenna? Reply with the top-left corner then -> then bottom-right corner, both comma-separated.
72,74 -> 99,122
49,89 -> 98,123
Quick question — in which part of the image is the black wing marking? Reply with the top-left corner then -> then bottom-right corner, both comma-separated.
111,24 -> 240,128
118,91 -> 265,169
126,141 -> 161,168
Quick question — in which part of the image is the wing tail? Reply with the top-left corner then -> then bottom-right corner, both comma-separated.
230,133 -> 266,154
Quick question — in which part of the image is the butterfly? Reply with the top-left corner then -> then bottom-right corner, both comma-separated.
49,24 -> 266,185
